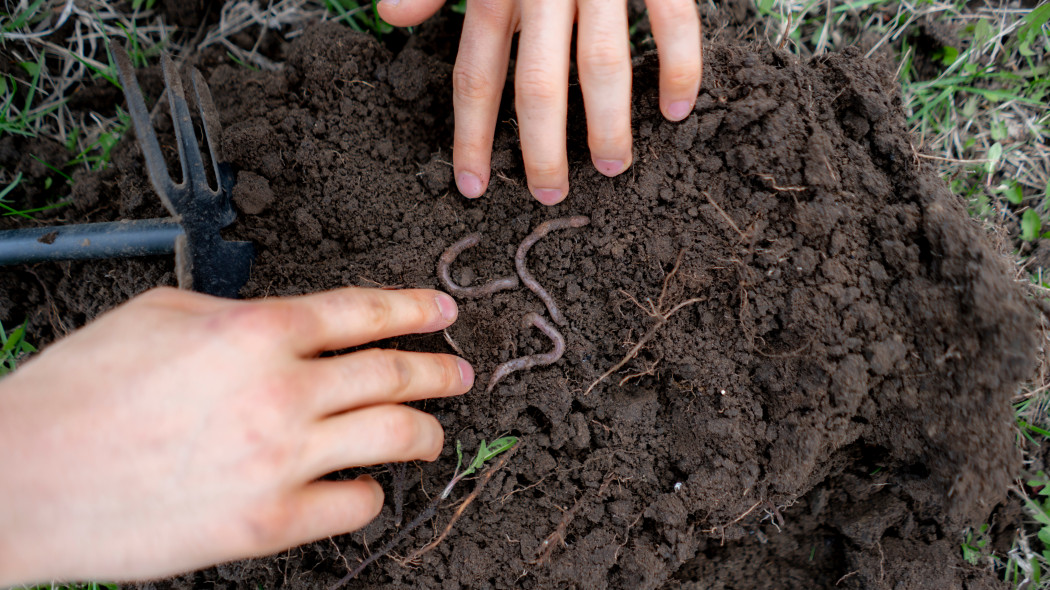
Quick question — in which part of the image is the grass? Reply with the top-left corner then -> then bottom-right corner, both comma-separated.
0,0 -> 174,215
0,318 -> 36,377
21,579 -> 118,583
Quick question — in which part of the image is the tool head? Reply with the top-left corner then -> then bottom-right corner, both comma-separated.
114,44 -> 254,298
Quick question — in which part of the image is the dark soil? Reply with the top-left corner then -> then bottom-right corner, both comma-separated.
0,22 -> 1038,590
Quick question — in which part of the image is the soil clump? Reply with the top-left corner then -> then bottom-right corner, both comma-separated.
0,22 -> 1036,589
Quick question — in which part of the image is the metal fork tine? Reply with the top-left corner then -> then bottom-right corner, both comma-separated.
190,67 -> 231,197
113,44 -> 177,214
160,53 -> 208,197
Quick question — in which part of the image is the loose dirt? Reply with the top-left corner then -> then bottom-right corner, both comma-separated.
0,22 -> 1037,590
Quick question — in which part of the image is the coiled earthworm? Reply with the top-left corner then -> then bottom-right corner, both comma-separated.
515,216 -> 590,326
438,233 -> 520,298
486,312 -> 565,393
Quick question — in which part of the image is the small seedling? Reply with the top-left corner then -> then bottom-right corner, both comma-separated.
442,436 -> 517,499
961,523 -> 991,566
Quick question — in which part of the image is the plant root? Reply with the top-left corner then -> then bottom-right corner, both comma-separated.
438,233 -> 520,298
401,451 -> 514,564
328,448 -> 516,589
487,312 -> 566,393
702,499 -> 763,546
515,216 -> 590,325
530,476 -> 613,566
703,191 -> 748,242
584,251 -> 701,395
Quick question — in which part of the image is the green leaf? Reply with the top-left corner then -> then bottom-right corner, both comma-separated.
986,142 -> 1002,175
1007,182 -> 1024,205
1039,526 -> 1050,546
18,60 -> 40,79
1018,4 -> 1050,46
460,436 -> 518,479
757,0 -> 775,16
1022,209 -> 1042,241
1025,498 -> 1050,526
934,46 -> 959,66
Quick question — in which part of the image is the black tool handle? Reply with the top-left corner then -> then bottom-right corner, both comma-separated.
0,219 -> 182,265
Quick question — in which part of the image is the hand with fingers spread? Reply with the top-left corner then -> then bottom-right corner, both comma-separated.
0,286 -> 473,586
379,0 -> 703,205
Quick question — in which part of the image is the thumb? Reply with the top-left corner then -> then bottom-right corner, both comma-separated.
376,0 -> 447,27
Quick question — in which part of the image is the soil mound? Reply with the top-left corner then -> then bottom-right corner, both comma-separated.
0,23 -> 1035,589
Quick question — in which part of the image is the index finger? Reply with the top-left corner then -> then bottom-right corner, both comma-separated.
289,288 -> 458,355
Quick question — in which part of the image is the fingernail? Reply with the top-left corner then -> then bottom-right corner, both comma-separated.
457,358 -> 475,390
668,100 -> 692,120
435,293 -> 458,323
457,171 -> 484,198
594,159 -> 626,177
533,188 -> 564,205
380,0 -> 400,5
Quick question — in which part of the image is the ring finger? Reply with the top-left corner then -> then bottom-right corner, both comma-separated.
303,404 -> 446,479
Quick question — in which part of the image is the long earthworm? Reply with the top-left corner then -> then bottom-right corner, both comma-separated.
486,312 -> 565,393
515,216 -> 590,326
438,233 -> 520,298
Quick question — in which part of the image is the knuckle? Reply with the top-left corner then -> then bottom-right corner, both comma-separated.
453,64 -> 494,102
239,499 -> 295,550
652,0 -> 698,25
353,291 -> 395,333
375,351 -> 414,397
515,68 -> 560,103
382,409 -> 423,456
471,0 -> 514,22
588,124 -> 632,152
526,159 -> 566,180
435,355 -> 458,392
663,61 -> 700,91
255,374 -> 302,416
578,43 -> 628,79
214,303 -> 298,340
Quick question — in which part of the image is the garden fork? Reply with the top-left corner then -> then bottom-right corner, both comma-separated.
0,43 -> 254,298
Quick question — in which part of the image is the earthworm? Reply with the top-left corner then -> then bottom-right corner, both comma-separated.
438,233 -> 520,297
486,312 -> 565,393
515,216 -> 590,326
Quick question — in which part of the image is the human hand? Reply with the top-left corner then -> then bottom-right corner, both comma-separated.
378,0 -> 703,205
0,286 -> 473,586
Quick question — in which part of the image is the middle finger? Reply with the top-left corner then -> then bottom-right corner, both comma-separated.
515,0 -> 575,205
577,0 -> 633,177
